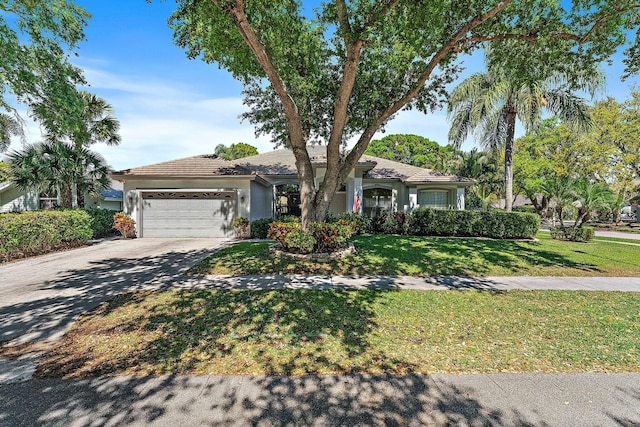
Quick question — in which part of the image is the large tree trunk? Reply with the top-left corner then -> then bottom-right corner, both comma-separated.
504,106 -> 517,212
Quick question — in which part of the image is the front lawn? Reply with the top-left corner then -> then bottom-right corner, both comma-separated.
190,233 -> 640,277
35,289 -> 640,377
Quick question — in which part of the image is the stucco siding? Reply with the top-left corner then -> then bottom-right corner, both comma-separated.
0,186 -> 38,213
250,180 -> 272,220
329,192 -> 347,216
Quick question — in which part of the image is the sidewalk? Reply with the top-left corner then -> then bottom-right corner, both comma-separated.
1,372 -> 638,426
178,274 -> 640,292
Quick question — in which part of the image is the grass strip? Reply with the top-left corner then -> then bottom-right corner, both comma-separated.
36,289 -> 640,378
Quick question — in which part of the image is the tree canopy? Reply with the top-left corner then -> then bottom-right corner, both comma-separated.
214,142 -> 259,160
364,134 -> 457,171
168,0 -> 640,226
1,0 -> 90,144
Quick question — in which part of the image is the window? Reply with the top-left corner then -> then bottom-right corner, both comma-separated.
275,184 -> 301,217
418,190 -> 448,209
363,188 -> 392,217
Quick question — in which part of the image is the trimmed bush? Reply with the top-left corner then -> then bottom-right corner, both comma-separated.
366,213 -> 388,234
382,212 -> 409,235
251,218 -> 274,239
333,213 -> 370,235
84,208 -> 117,238
550,226 -> 594,242
284,229 -> 316,254
308,222 -> 354,252
268,221 -> 354,253
408,208 -> 539,239
0,210 -> 92,261
267,221 -> 301,246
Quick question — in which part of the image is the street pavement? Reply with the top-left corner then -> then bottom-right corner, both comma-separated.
1,237 -> 640,426
1,372 -> 639,426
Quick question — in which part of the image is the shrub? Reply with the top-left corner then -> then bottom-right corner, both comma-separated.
550,226 -> 594,242
113,212 -> 136,238
366,213 -> 388,234
408,208 -> 539,239
0,210 -> 92,261
334,213 -> 369,235
278,215 -> 300,223
382,212 -> 409,235
284,229 -> 316,254
268,220 -> 354,253
84,208 -> 117,238
250,217 -> 273,239
308,222 -> 354,252
267,221 -> 301,246
232,217 -> 250,239
513,205 -> 537,214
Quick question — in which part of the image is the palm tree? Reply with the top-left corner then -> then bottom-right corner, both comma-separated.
69,91 -> 121,149
447,57 -> 601,211
573,180 -> 613,228
8,140 -> 110,208
539,175 -> 575,227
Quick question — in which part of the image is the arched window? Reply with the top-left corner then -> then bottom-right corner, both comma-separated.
418,190 -> 449,210
363,188 -> 392,217
275,184 -> 301,217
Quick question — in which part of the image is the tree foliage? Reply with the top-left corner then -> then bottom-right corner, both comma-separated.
1,1 -> 91,142
167,0 -> 640,227
364,134 -> 458,171
0,161 -> 10,181
214,142 -> 259,160
447,45 -> 602,211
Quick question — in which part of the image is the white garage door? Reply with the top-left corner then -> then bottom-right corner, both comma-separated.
141,191 -> 237,238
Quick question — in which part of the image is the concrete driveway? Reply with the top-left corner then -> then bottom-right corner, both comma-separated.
0,238 -> 229,345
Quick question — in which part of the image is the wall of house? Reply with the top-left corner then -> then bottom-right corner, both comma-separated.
249,180 -> 273,220
120,178 -> 255,235
0,186 -> 39,213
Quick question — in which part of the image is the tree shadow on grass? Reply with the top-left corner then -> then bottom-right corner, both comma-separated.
35,289 -> 406,378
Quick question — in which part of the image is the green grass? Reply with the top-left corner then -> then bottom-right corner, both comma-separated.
35,289 -> 640,377
190,233 -> 640,277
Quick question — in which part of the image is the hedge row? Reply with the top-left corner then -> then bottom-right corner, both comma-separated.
0,210 -> 93,260
85,208 -> 118,238
550,225 -> 594,242
407,208 -> 540,239
251,208 -> 540,240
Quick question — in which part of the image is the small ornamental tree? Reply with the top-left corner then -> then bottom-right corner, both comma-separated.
168,0 -> 640,229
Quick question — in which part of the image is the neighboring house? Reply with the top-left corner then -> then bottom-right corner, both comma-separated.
0,181 -> 39,213
110,146 -> 474,238
0,180 -> 123,213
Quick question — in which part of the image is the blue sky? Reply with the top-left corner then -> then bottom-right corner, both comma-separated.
6,0 -> 640,171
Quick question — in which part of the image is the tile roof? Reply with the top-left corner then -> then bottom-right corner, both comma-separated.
111,154 -> 254,177
111,146 -> 474,184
